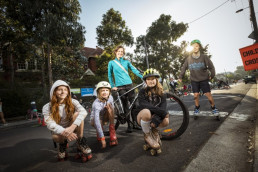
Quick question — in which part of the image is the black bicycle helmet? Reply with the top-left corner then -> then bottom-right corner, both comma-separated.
143,68 -> 160,80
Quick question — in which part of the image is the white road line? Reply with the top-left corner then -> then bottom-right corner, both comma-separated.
168,95 -> 239,103
168,111 -> 229,117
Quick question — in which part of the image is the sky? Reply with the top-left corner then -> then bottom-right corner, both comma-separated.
78,0 -> 258,74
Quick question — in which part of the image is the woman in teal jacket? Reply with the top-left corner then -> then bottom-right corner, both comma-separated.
108,45 -> 142,133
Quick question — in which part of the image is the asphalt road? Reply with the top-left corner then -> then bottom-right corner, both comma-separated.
0,83 -> 254,172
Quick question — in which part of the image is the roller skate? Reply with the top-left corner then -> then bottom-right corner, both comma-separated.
143,131 -> 161,156
75,137 -> 92,162
150,127 -> 162,155
109,124 -> 118,146
57,140 -> 68,161
211,106 -> 220,121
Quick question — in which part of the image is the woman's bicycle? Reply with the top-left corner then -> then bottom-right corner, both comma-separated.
113,82 -> 145,130
112,82 -> 189,140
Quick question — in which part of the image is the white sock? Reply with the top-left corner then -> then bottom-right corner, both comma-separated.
141,120 -> 151,134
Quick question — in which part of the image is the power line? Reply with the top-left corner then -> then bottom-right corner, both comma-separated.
188,0 -> 230,24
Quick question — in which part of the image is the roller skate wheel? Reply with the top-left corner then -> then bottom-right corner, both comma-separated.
74,153 -> 81,160
150,149 -> 157,156
87,153 -> 93,160
143,144 -> 150,151
216,116 -> 221,121
157,149 -> 162,154
58,157 -> 65,161
110,140 -> 118,146
81,155 -> 87,163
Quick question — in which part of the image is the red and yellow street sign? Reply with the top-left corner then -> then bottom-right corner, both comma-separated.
239,43 -> 258,71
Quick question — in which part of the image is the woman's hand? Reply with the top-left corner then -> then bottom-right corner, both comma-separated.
112,87 -> 118,91
61,124 -> 77,137
67,133 -> 78,142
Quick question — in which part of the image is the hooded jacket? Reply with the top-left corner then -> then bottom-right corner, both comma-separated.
42,80 -> 87,134
179,54 -> 215,82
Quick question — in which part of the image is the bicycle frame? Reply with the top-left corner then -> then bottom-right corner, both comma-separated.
113,82 -> 144,119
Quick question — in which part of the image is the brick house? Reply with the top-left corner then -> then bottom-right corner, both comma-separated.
81,46 -> 103,73
0,46 -> 103,83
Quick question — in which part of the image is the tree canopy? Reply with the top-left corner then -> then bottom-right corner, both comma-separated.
96,8 -> 134,54
134,14 -> 188,80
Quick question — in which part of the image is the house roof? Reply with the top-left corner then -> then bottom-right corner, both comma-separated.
81,47 -> 103,58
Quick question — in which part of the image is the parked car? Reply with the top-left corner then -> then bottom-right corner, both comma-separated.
244,75 -> 256,84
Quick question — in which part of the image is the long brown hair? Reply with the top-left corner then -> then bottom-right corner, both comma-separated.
50,86 -> 75,124
146,78 -> 164,97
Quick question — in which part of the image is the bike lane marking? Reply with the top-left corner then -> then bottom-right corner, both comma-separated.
168,111 -> 229,117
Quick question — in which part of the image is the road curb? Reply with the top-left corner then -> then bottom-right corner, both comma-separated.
254,77 -> 258,172
0,119 -> 38,131
184,83 -> 257,171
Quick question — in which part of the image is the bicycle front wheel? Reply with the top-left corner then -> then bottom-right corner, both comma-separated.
160,93 -> 189,140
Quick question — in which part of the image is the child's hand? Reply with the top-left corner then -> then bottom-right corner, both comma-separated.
101,139 -> 106,149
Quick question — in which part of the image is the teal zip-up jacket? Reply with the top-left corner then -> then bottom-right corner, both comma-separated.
108,57 -> 143,88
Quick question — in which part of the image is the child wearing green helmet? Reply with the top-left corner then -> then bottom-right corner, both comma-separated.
179,39 -> 220,120
135,68 -> 169,154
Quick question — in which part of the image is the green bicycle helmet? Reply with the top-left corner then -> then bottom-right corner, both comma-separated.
191,39 -> 202,46
143,68 -> 160,80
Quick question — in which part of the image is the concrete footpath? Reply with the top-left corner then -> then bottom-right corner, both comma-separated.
185,82 -> 258,171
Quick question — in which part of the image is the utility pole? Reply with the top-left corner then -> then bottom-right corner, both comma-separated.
249,0 -> 258,43
143,36 -> 149,69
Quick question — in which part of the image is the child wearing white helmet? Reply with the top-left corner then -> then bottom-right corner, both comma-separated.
42,80 -> 92,162
90,81 -> 118,148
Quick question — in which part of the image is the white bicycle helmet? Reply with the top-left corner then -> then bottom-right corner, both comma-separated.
96,81 -> 111,92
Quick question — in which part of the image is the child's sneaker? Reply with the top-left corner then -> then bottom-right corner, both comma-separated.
194,107 -> 200,115
211,106 -> 219,115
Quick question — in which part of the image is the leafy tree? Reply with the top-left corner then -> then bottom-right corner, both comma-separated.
0,0 -> 33,88
234,65 -> 248,79
134,14 -> 188,82
2,0 -> 86,99
96,8 -> 134,54
95,52 -> 112,80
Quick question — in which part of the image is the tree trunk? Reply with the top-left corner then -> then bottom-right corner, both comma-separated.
47,43 -> 53,86
41,45 -> 48,101
9,43 -> 15,89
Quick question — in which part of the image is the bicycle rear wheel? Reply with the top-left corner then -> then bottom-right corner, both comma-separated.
160,93 -> 189,140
